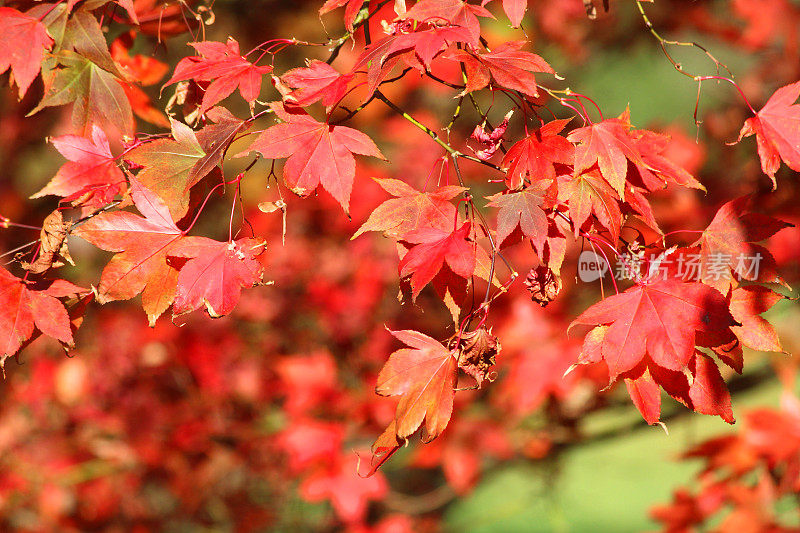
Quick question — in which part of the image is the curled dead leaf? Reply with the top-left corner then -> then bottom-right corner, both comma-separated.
21,210 -> 73,275
452,326 -> 500,387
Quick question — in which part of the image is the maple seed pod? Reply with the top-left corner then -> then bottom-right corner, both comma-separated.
454,327 -> 501,387
524,266 -> 562,307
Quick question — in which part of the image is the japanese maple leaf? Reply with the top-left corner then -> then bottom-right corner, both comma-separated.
633,130 -> 705,191
386,25 -> 473,69
446,41 -> 554,98
623,184 -> 662,235
164,37 -> 273,113
557,170 -> 622,243
190,107 -> 250,187
399,221 -> 476,299
501,0 -> 527,27
62,8 -> 124,78
281,60 -> 353,108
501,118 -> 574,189
692,197 -> 791,290
0,268 -> 78,364
30,51 -> 133,137
33,125 -> 125,208
569,278 -> 736,380
239,110 -> 385,213
736,80 -> 800,188
486,180 -> 551,250
376,329 -> 458,440
0,7 -> 54,98
74,178 -> 186,325
405,0 -> 493,44
353,178 -> 465,239
624,353 -> 735,425
168,237 -> 265,318
300,455 -> 387,524
350,26 -> 471,98
567,112 -> 644,198
729,285 -> 785,353
319,0 -> 364,31
125,119 -> 206,221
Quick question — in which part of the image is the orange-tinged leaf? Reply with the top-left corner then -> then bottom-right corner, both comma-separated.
633,129 -> 705,191
353,179 -> 465,239
557,170 -> 621,244
74,178 -> 186,324
486,180 -> 550,250
125,118 -> 206,220
376,329 -> 457,440
446,41 -> 554,98
30,51 -> 133,137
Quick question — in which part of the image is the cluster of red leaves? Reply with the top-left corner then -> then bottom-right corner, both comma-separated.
0,2 -> 796,527
652,387 -> 800,532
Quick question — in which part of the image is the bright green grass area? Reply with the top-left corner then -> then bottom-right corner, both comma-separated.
444,375 -> 786,533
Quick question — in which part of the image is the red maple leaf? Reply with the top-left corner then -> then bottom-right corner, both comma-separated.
281,60 -> 353,108
501,118 -> 574,189
239,108 -> 385,213
729,285 -> 785,353
74,178 -> 187,325
350,25 -> 471,98
405,0 -> 494,44
32,125 -> 126,208
353,178 -> 465,239
318,0 -> 364,31
376,329 -> 458,440
399,221 -> 476,299
446,41 -> 554,98
168,237 -> 266,318
567,111 -> 644,198
486,180 -> 551,250
0,7 -> 54,98
164,37 -> 273,113
0,268 -> 85,364
570,278 -> 736,380
623,352 -> 735,425
736,80 -> 800,188
501,0 -> 527,27
692,197 -> 792,291
632,129 -> 705,191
